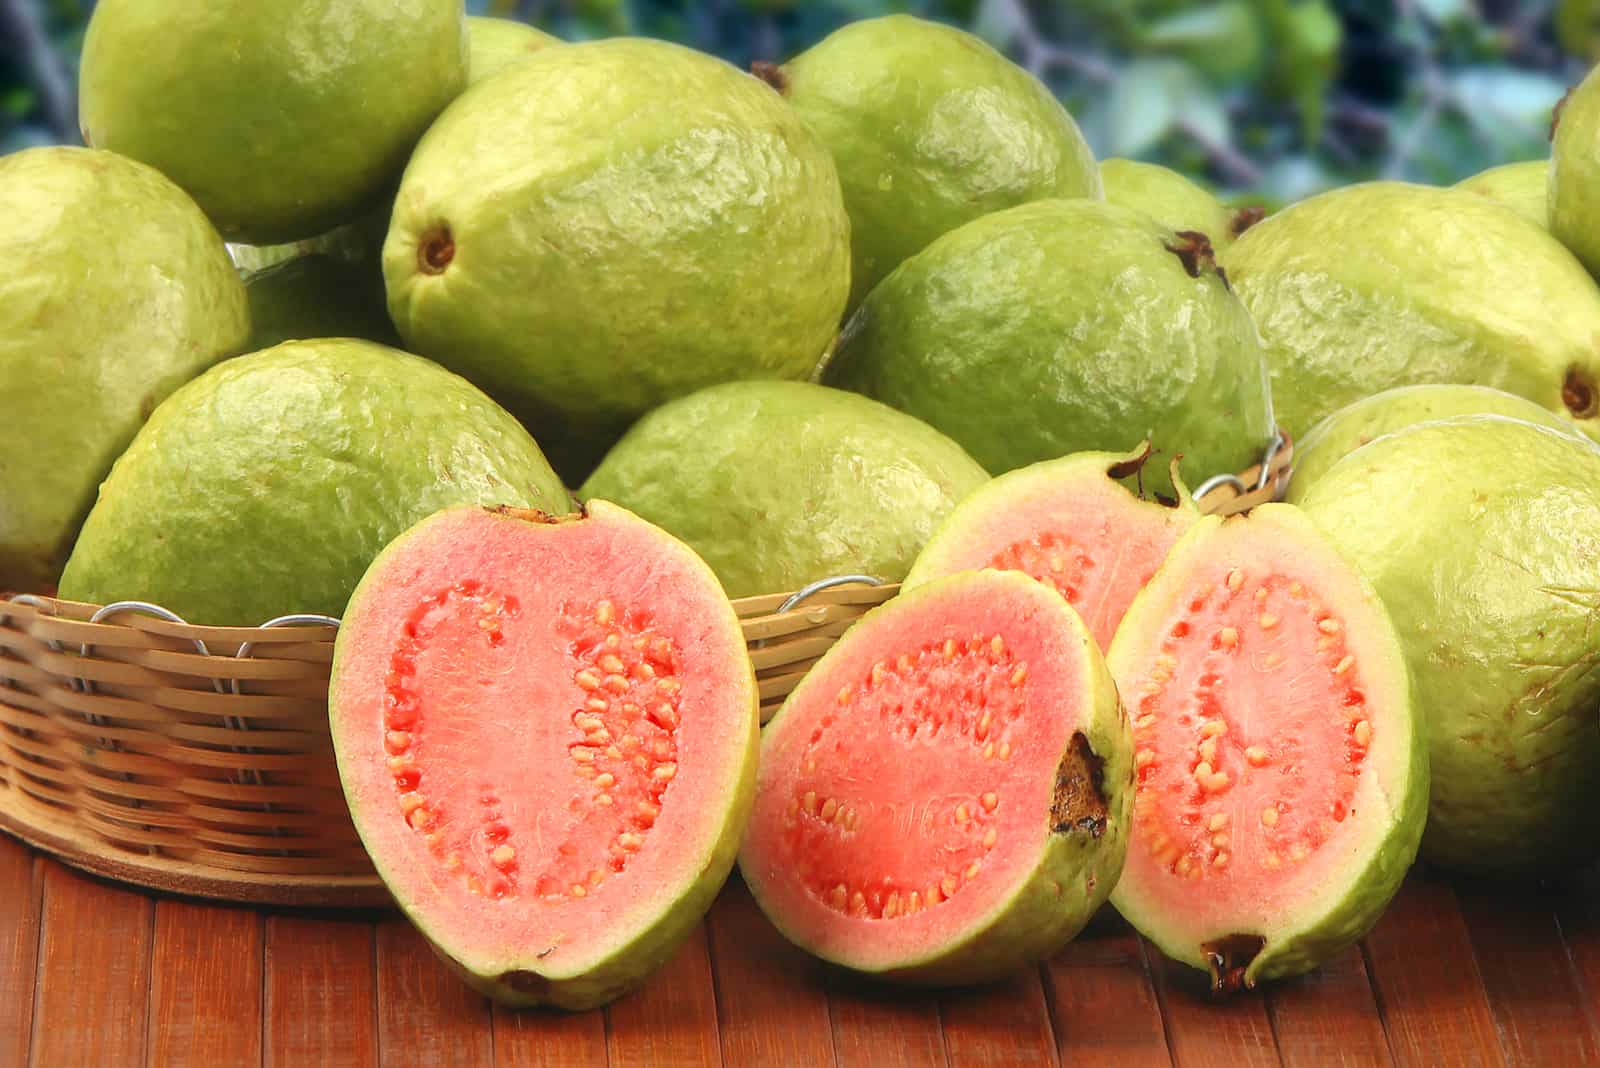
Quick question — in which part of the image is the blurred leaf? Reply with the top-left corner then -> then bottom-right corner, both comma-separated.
1262,0 -> 1342,145
1139,1 -> 1263,82
1414,0 -> 1469,23
1557,0 -> 1600,60
972,0 -> 1024,51
1450,68 -> 1567,142
1104,59 -> 1181,156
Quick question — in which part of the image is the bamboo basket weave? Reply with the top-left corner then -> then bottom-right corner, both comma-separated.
0,435 -> 1289,907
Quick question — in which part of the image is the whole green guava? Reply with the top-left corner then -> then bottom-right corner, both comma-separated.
385,38 -> 851,482
1552,64 -> 1600,277
1455,160 -> 1548,228
466,16 -> 559,84
79,0 -> 466,245
1099,158 -> 1241,247
580,381 -> 988,598
0,147 -> 248,594
823,199 -> 1276,497
1298,415 -> 1600,877
58,340 -> 569,625
1226,181 -> 1600,443
773,14 -> 1100,310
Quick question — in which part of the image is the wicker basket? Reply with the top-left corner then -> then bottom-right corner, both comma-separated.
0,434 -> 1290,907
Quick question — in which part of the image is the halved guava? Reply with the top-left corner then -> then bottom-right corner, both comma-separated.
1106,504 -> 1425,991
904,447 -> 1198,652
330,502 -> 759,1010
740,570 -> 1133,984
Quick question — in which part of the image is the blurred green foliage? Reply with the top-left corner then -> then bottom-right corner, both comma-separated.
0,0 -> 1589,201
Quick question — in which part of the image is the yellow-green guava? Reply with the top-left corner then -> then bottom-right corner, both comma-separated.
79,0 -> 467,245
823,199 -> 1276,498
467,16 -> 559,84
58,340 -> 568,625
0,147 -> 248,594
1100,158 -> 1242,247
1455,160 -> 1548,228
771,14 -> 1100,311
1552,63 -> 1600,277
1298,415 -> 1600,877
579,381 -> 988,598
1226,181 -> 1600,443
385,38 -> 851,482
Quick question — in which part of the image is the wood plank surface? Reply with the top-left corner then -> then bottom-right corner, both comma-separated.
829,980 -> 949,1068
1148,947 -> 1281,1068
0,837 -> 41,1068
606,923 -> 722,1067
1043,921 -> 1171,1065
1266,945 -> 1392,1068
938,968 -> 1058,1068
374,917 -> 494,1068
146,901 -> 263,1068
263,913 -> 378,1068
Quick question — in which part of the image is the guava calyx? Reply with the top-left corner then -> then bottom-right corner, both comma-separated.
1204,934 -> 1267,995
1230,206 -> 1266,239
418,225 -> 455,275
1563,366 -> 1598,417
751,61 -> 788,93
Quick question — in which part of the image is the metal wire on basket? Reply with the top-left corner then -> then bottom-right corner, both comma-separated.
1191,427 -> 1289,505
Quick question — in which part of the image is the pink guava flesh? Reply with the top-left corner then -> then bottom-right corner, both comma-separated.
330,503 -> 755,979
742,572 -> 1107,972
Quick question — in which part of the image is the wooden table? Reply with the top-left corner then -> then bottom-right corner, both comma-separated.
2,833 -> 1596,1067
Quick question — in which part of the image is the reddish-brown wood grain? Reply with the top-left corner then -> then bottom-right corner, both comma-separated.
1043,923 -> 1170,1066
147,901 -> 263,1068
1265,945 -> 1392,1068
606,923 -> 723,1067
264,913 -> 378,1068
0,837 -> 41,1068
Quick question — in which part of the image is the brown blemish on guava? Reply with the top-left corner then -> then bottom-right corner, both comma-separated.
1050,732 -> 1108,838
1552,87 -> 1575,141
1230,206 -> 1266,239
491,503 -> 588,524
418,225 -> 455,275
751,61 -> 789,94
1563,366 -> 1597,418
1202,933 -> 1266,995
502,970 -> 550,998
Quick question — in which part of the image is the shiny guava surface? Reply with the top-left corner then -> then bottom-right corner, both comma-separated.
1108,504 -> 1424,989
740,569 -> 1132,984
1552,63 -> 1600,277
580,381 -> 988,598
1455,160 -> 1548,228
823,199 -> 1276,498
466,16 -> 559,84
1287,384 -> 1581,500
1298,415 -> 1600,877
59,339 -> 568,625
1226,181 -> 1600,444
244,254 -> 401,351
79,0 -> 466,245
1099,158 -> 1240,247
904,446 -> 1199,653
0,147 -> 248,594
331,502 -> 758,1010
385,38 -> 851,482
777,14 -> 1100,310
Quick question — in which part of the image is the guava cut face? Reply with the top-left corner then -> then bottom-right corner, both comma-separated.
1454,160 -> 1548,228
384,37 -> 851,483
580,381 -> 988,598
466,16 -> 559,85
79,0 -> 467,245
740,569 -> 1132,984
824,198 -> 1276,498
330,502 -> 758,1010
904,447 -> 1198,653
776,14 -> 1101,311
1099,159 -> 1241,249
1107,504 -> 1425,990
0,147 -> 248,594
1225,180 -> 1600,444
1552,64 -> 1600,277
1297,415 -> 1600,878
57,339 -> 569,626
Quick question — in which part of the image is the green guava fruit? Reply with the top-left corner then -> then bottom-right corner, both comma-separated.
823,199 -> 1276,498
1552,64 -> 1600,278
579,381 -> 988,598
58,339 -> 568,625
741,568 -> 1132,983
79,0 -> 466,245
1099,158 -> 1246,247
466,16 -> 559,84
0,147 -> 248,594
1297,415 -> 1600,877
331,501 -> 758,1009
905,447 -> 1199,653
384,38 -> 851,482
244,254 -> 401,351
1454,160 -> 1548,228
1107,504 -> 1424,990
1287,384 -> 1581,500
769,14 -> 1100,311
1225,181 -> 1600,443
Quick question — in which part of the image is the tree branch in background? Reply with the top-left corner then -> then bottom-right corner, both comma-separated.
0,0 -> 78,143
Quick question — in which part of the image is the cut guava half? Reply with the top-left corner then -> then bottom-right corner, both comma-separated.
740,569 -> 1133,984
904,446 -> 1198,652
330,501 -> 759,1010
1106,504 -> 1425,991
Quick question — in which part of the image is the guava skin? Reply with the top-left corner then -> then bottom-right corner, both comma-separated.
823,199 -> 1275,498
0,147 -> 248,594
244,254 -> 401,352
466,16 -> 559,85
1226,181 -> 1600,444
1100,158 -> 1238,247
1455,160 -> 1548,228
580,381 -> 988,598
1552,65 -> 1600,278
1287,384 -> 1580,500
780,14 -> 1100,311
79,0 -> 467,245
385,38 -> 851,483
1298,416 -> 1600,877
59,340 -> 569,626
